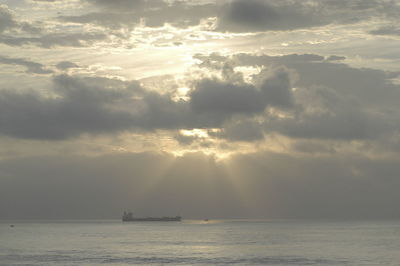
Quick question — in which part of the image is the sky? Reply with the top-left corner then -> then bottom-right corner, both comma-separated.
1,0 -> 400,220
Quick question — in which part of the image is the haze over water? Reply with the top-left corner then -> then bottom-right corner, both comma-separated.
2,220 -> 400,265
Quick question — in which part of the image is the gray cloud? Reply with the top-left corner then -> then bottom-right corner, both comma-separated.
60,0 -> 216,29
0,5 -> 106,48
0,55 -> 53,74
0,5 -> 17,33
219,119 -> 265,142
369,26 -> 400,36
195,52 -> 400,140
0,5 -> 42,34
0,74 -> 195,139
55,61 -> 79,70
217,0 -> 400,33
326,55 -> 346,61
0,75 -> 140,139
190,68 -> 295,117
49,0 -> 400,35
82,0 -> 150,12
141,2 -> 216,28
0,152 -> 242,219
258,68 -> 295,108
0,5 -> 104,48
84,0 -> 149,11
0,63 -> 298,140
228,150 -> 400,219
1,150 -> 400,219
266,107 -> 389,140
198,52 -> 400,108
1,53 -> 399,142
216,0 -> 328,32
58,12 -> 141,30
0,32 -> 108,48
174,133 -> 198,146
290,140 -> 336,154
190,79 -> 265,115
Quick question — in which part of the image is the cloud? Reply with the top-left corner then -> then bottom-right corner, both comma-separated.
369,26 -> 400,36
0,4 -> 107,48
193,53 -> 325,69
1,150 -> 400,219
326,55 -> 346,61
194,52 -> 400,140
50,0 -> 400,35
190,79 -> 266,115
0,75 -> 141,139
84,0 -> 148,11
190,67 -> 295,117
0,62 -> 298,140
0,32 -> 108,48
0,5 -> 105,48
258,68 -> 295,108
174,133 -> 198,146
0,152 -> 242,219
228,150 -> 400,219
55,61 -> 79,70
219,119 -> 265,142
59,0 -> 216,29
216,0 -> 400,33
198,52 -> 400,109
266,106 -> 387,140
1,52 -> 399,143
290,140 -> 336,154
0,74 -> 194,139
0,55 -> 53,74
58,12 -> 142,30
216,0 -> 327,32
0,5 -> 17,33
0,5 -> 42,34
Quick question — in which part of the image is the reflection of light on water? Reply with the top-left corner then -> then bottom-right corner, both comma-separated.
182,219 -> 224,225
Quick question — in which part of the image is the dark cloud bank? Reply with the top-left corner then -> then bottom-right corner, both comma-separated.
0,52 -> 399,142
0,64 -> 295,140
1,151 -> 400,220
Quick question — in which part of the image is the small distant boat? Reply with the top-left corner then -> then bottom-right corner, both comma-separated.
122,211 -> 181,222
203,219 -> 209,222
10,224 -> 14,227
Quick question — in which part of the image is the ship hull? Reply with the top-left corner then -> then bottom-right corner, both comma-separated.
122,217 -> 181,222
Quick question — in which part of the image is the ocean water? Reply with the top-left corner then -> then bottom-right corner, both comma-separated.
1,220 -> 400,265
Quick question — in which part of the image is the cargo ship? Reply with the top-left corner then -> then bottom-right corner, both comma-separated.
122,211 -> 181,222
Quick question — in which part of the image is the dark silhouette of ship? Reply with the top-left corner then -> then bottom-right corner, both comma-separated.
122,211 -> 181,222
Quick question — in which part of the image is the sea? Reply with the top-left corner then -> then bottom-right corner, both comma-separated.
1,219 -> 400,265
